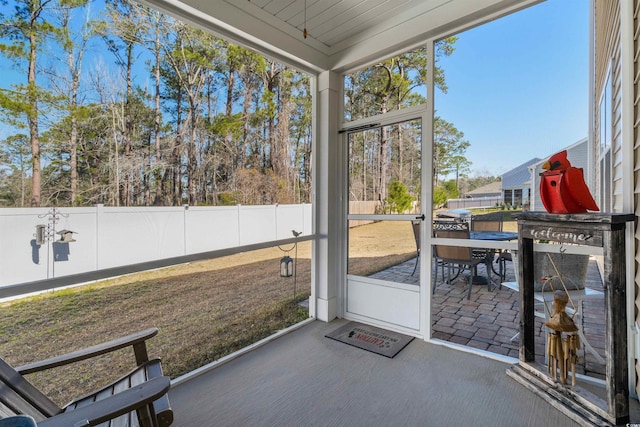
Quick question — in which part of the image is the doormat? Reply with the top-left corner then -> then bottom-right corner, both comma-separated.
325,321 -> 414,358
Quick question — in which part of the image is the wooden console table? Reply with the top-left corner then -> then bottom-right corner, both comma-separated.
507,212 -> 635,426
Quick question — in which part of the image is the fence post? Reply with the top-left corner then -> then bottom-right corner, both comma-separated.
95,204 -> 103,270
237,204 -> 242,246
275,204 -> 279,239
183,205 -> 189,255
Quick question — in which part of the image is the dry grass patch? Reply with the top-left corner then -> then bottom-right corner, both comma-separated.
1,257 -> 311,406
348,220 -> 416,275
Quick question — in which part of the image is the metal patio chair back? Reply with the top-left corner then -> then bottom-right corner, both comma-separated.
433,222 -> 491,299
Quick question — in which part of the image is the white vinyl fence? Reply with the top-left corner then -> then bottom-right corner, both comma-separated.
447,197 -> 502,209
0,204 -> 312,288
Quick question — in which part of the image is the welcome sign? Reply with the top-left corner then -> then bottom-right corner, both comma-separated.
520,224 -> 603,247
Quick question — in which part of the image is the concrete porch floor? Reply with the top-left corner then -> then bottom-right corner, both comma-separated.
167,255 -> 639,426
169,319 -> 586,426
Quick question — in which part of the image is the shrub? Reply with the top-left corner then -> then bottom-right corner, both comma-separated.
218,192 -> 237,206
386,181 -> 413,213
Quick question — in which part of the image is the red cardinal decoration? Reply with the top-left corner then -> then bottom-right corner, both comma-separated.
539,150 -> 599,214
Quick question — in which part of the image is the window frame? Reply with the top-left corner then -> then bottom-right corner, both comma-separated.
598,62 -> 613,212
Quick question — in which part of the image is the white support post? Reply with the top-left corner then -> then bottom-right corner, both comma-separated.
314,70 -> 342,322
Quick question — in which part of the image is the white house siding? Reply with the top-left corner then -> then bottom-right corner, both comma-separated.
633,0 -> 640,398
594,0 -> 621,211
501,158 -> 539,208
611,14 -> 623,214
594,0 -> 640,397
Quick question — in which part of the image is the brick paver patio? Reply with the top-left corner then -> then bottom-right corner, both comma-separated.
371,253 -> 606,380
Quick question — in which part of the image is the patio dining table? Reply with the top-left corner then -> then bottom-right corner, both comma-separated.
469,231 -> 518,283
470,231 -> 518,241
431,226 -> 517,285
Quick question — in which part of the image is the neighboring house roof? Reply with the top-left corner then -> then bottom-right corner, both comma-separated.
502,158 -> 541,190
466,181 -> 501,197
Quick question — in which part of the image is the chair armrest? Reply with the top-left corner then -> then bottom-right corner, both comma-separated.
16,328 -> 158,375
36,376 -> 170,427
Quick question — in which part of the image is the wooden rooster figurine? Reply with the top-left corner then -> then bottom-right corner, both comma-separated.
540,150 -> 599,214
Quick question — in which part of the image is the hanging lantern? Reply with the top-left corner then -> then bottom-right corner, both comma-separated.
280,255 -> 293,277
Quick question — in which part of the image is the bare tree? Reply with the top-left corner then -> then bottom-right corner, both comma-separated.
161,21 -> 218,205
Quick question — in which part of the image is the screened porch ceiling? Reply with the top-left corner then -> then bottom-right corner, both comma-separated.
141,0 -> 542,74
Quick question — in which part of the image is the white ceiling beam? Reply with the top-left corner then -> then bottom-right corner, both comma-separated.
139,0 -> 543,74
138,0 -> 330,74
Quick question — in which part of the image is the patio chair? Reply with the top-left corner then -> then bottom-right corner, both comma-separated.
496,251 -> 513,281
432,219 -> 466,285
470,212 -> 503,232
471,212 -> 509,280
411,220 -> 420,276
0,328 -> 173,427
433,222 -> 492,299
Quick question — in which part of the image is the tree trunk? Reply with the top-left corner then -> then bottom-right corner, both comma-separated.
70,119 -> 78,204
377,126 -> 388,202
397,123 -> 403,183
153,16 -> 164,205
187,99 -> 198,205
63,4 -> 87,207
120,41 -> 134,206
173,106 -> 183,205
28,11 -> 41,207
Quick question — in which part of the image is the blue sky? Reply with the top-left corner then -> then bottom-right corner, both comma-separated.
435,0 -> 589,178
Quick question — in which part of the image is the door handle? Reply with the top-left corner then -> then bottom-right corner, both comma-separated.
415,214 -> 425,221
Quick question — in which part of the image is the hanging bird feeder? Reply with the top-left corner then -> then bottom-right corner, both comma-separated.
56,229 -> 77,243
